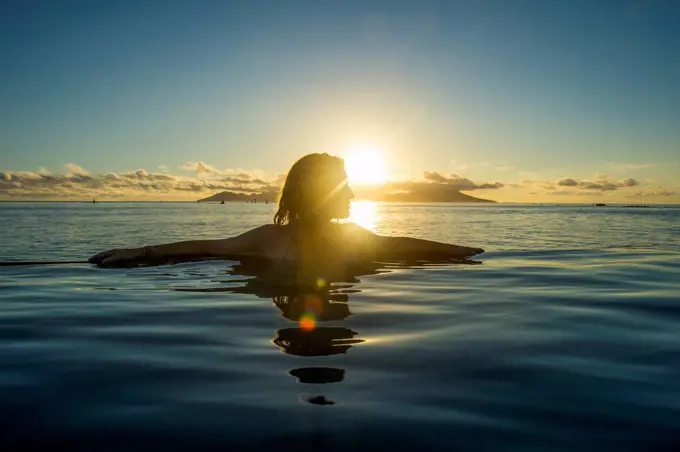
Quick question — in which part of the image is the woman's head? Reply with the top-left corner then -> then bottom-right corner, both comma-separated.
274,153 -> 354,226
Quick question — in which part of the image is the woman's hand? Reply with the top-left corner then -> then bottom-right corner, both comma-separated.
88,247 -> 146,267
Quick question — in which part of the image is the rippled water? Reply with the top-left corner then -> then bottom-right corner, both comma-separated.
1,202 -> 679,451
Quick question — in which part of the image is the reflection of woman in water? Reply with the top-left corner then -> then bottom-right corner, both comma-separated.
272,286 -> 364,357
89,153 -> 484,267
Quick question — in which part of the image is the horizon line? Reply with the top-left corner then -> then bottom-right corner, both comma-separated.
0,200 -> 676,206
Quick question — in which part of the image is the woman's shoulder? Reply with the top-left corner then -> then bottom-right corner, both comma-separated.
328,223 -> 377,249
335,222 -> 373,236
231,224 -> 289,247
229,224 -> 291,260
243,224 -> 288,235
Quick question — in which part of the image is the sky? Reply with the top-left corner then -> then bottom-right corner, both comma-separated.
1,0 -> 678,203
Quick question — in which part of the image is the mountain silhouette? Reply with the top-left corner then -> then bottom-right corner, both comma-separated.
197,190 -> 277,203
198,185 -> 495,203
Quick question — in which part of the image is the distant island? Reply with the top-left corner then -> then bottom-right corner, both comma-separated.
197,191 -> 277,203
197,186 -> 495,203
367,186 -> 496,203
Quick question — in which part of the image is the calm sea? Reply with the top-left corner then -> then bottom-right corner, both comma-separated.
1,202 -> 679,451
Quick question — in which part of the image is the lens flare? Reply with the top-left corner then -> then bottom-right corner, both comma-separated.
299,313 -> 316,332
298,295 -> 324,331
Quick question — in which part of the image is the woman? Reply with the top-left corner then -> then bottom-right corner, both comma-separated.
89,153 -> 484,267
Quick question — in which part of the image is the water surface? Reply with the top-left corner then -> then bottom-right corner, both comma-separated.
1,202 -> 679,451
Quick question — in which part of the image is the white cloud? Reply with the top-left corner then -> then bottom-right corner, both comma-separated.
178,161 -> 266,181
180,161 -> 223,175
65,163 -> 89,176
0,162 -> 282,200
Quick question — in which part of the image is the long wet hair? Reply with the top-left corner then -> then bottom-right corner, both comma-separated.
274,153 -> 347,228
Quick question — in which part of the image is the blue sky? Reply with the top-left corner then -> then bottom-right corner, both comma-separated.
1,0 -> 678,202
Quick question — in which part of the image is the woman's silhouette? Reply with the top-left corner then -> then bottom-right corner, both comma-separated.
89,153 -> 484,268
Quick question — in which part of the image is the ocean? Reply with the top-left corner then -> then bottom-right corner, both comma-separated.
1,201 -> 679,451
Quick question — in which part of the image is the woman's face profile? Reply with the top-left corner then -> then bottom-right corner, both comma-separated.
323,168 -> 354,220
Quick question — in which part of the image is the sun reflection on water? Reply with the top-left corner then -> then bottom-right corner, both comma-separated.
348,200 -> 378,231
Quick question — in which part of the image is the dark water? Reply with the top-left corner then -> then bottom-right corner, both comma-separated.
1,202 -> 679,451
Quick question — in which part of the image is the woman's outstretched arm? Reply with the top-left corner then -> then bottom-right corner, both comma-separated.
344,223 -> 484,259
89,225 -> 274,267
373,235 -> 483,258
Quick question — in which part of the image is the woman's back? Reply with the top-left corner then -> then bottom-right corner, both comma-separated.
256,223 -> 370,262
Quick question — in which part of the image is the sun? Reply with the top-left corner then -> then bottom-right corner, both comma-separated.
343,146 -> 387,185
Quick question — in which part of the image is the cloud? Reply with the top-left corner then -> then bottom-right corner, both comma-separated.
2,170 -> 51,181
153,173 -> 177,181
3,161 -> 670,203
179,161 -> 266,181
619,178 -> 640,187
349,171 -> 504,201
628,189 -> 675,198
423,171 -> 448,184
180,161 -> 223,175
122,169 -> 151,179
0,162 -> 282,200
477,182 -> 504,189
65,163 -> 89,176
40,164 -> 495,202
423,172 -> 503,190
554,177 -> 640,191
557,178 -> 579,187
580,182 -> 618,191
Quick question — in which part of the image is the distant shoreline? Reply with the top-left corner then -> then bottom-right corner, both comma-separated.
1,200 -> 678,206
9,199 -> 485,203
0,200 -> 199,203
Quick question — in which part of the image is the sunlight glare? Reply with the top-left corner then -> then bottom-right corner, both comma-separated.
348,200 -> 378,231
344,146 -> 387,186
